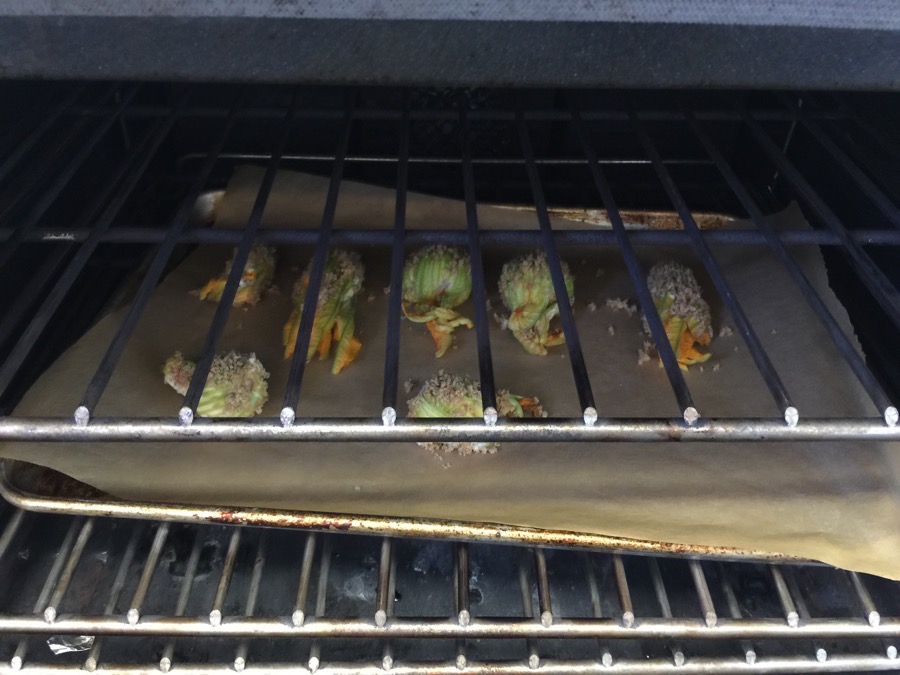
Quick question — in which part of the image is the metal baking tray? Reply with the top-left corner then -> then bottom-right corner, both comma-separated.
0,458 -> 797,562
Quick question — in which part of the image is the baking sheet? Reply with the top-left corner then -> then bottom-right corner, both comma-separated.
2,167 -> 898,578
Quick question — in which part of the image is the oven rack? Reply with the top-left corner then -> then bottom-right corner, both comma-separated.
0,84 -> 898,441
0,503 -> 897,674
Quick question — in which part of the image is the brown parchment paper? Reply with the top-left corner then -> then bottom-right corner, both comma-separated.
2,167 -> 898,578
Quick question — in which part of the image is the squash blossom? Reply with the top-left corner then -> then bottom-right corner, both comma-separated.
198,246 -> 276,307
407,371 -> 545,455
499,252 -> 574,355
163,351 -> 269,417
644,261 -> 713,370
282,249 -> 364,374
402,245 -> 473,357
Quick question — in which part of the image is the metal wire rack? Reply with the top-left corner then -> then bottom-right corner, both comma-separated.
0,503 -> 897,673
0,83 -> 899,674
0,84 -> 898,441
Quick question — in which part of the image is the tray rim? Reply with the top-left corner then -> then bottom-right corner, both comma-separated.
0,459 -> 803,564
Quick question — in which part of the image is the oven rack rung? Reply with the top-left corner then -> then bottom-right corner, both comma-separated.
0,416 -> 896,443
0,656 -> 897,674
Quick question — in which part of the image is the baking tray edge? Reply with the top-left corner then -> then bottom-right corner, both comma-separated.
0,459 -> 803,564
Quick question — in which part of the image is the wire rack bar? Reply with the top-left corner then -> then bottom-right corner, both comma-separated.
0,507 -> 25,561
583,554 -> 613,667
125,522 -> 169,625
307,537 -> 332,674
380,104 -> 410,421
159,529 -> 204,672
1,416 -> 894,442
454,543 -> 471,627
517,555 -> 541,669
5,613 -> 894,641
569,103 -> 697,421
210,529 -> 242,628
292,534 -> 317,627
3,656 -> 899,674
516,111 -> 596,421
41,517 -> 94,623
63,102 -> 850,123
281,98 -> 355,422
5,226 -> 900,248
233,533 -> 267,672
82,525 -> 142,672
718,563 -> 758,665
461,107 -> 499,417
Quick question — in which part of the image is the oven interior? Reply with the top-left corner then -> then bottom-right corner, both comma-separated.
0,82 -> 898,672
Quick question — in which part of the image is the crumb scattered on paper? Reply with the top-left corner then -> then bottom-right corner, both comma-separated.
637,341 -> 653,366
719,325 -> 733,337
493,312 -> 508,330
595,268 -> 603,277
608,325 -> 615,336
367,293 -> 375,302
587,302 -> 597,312
699,365 -> 705,372
383,286 -> 390,295
485,298 -> 492,311
734,346 -> 740,352
713,363 -> 721,372
606,297 -> 638,316
403,379 -> 416,394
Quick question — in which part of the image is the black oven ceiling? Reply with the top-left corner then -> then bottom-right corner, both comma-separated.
0,0 -> 899,89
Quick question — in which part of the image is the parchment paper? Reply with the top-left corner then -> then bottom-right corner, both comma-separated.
2,167 -> 898,578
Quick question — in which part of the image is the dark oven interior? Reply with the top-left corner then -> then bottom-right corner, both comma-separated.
0,82 -> 898,672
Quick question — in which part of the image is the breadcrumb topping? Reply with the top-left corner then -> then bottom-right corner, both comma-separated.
292,249 -> 364,310
637,341 -> 653,366
407,371 -> 545,456
163,351 -> 269,417
646,262 -> 712,338
498,252 -> 574,306
405,245 -> 470,292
